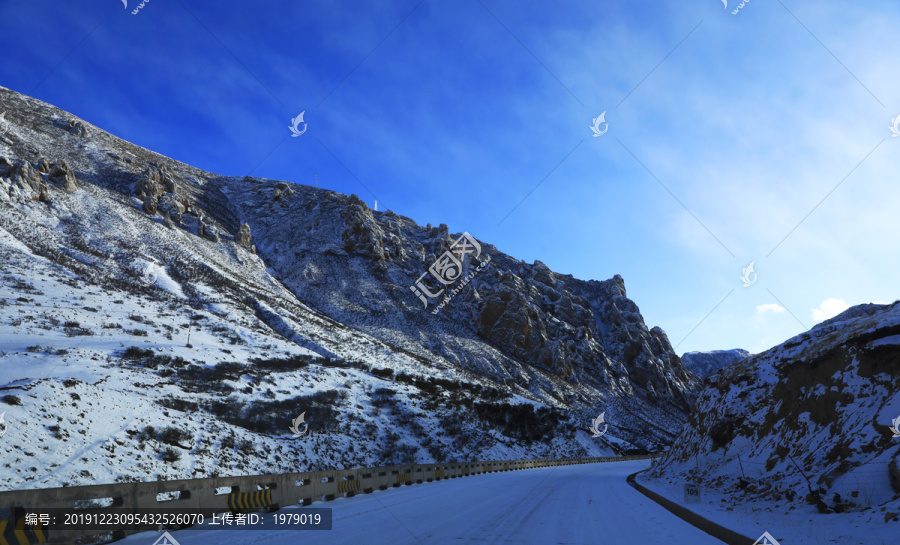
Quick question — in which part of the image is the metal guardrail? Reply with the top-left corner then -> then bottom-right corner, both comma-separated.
0,455 -> 655,544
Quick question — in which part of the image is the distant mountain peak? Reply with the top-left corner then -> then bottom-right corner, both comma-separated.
680,349 -> 750,379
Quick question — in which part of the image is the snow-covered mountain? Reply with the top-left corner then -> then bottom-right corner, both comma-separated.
643,302 -> 900,537
680,349 -> 749,379
0,86 -> 698,490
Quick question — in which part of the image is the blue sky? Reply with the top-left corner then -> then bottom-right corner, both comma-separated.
2,0 -> 899,355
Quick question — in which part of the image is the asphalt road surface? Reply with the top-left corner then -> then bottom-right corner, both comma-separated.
123,459 -> 725,545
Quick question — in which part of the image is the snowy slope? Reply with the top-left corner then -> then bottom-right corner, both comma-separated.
0,86 -> 696,490
641,302 -> 900,543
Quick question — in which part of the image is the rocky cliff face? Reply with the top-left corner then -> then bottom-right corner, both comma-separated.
223,176 -> 698,420
646,302 -> 900,523
680,349 -> 750,379
0,86 -> 699,488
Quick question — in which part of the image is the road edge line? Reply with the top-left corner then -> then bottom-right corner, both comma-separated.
626,470 -> 754,545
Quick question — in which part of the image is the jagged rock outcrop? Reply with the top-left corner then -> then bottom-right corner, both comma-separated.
341,194 -> 385,263
9,159 -> 41,192
275,182 -> 294,202
67,119 -> 90,138
0,156 -> 79,200
136,165 -> 192,222
36,156 -> 50,174
48,159 -> 78,193
136,164 -> 179,197
341,194 -> 406,267
237,222 -> 254,252
142,192 -> 157,214
470,264 -> 693,406
37,182 -> 51,202
158,193 -> 185,223
135,166 -> 165,201
0,158 -> 42,202
198,215 -> 219,242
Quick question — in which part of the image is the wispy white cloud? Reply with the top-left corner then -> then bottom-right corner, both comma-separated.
757,303 -> 786,314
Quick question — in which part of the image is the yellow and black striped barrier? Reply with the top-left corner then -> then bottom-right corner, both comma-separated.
226,489 -> 273,512
396,473 -> 411,484
337,480 -> 360,494
0,518 -> 47,545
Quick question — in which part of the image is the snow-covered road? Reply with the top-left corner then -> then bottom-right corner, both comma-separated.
124,460 -> 726,544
